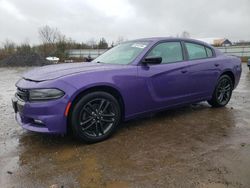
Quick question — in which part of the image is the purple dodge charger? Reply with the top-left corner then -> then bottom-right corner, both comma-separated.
12,38 -> 242,143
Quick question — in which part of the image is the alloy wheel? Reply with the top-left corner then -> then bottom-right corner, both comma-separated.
79,98 -> 116,138
216,77 -> 232,105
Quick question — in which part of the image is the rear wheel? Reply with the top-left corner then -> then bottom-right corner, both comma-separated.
70,91 -> 121,143
208,75 -> 233,107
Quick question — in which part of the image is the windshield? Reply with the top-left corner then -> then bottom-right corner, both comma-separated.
93,41 -> 149,65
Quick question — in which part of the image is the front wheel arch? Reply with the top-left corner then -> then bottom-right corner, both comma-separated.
69,91 -> 122,143
66,86 -> 125,133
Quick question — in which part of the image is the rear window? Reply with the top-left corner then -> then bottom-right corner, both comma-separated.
185,42 -> 207,60
206,47 -> 213,57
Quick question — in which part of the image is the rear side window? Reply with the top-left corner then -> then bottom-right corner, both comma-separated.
206,47 -> 213,57
147,42 -> 183,63
185,42 -> 207,60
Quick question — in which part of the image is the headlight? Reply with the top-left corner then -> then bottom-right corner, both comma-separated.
29,89 -> 64,101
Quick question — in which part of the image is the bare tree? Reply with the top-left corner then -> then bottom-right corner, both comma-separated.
38,25 -> 64,57
16,41 -> 32,54
38,25 -> 60,44
116,36 -> 125,45
180,31 -> 191,38
0,39 -> 16,60
98,38 -> 108,49
87,39 -> 97,49
3,39 -> 16,54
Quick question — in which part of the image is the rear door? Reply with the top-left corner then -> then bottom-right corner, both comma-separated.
183,42 -> 221,99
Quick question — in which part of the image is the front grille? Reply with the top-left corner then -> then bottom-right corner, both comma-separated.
16,88 -> 29,101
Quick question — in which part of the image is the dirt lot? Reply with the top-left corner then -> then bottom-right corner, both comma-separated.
0,65 -> 250,188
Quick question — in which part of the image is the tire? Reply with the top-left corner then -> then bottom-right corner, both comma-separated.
208,75 -> 233,107
70,91 -> 121,143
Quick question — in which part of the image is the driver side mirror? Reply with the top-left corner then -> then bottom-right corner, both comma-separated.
142,56 -> 162,65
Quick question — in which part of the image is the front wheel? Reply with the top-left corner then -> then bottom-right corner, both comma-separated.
70,91 -> 121,143
208,75 -> 233,107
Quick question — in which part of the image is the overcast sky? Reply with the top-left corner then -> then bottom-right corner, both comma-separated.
0,0 -> 249,45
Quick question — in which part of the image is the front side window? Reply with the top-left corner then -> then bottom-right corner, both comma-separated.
93,41 -> 149,65
146,42 -> 183,64
185,42 -> 207,60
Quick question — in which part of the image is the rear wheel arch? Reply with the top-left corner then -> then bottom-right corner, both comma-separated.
221,71 -> 235,88
208,74 -> 233,107
67,85 -> 125,131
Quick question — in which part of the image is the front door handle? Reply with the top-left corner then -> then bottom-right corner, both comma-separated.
181,70 -> 187,74
214,63 -> 219,67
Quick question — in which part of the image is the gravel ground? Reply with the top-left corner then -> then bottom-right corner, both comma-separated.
0,65 -> 250,188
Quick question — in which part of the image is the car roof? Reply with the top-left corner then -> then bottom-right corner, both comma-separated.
130,37 -> 212,47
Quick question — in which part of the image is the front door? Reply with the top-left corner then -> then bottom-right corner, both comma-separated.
138,41 -> 192,110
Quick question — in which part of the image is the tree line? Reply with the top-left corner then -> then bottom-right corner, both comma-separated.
0,25 -> 121,62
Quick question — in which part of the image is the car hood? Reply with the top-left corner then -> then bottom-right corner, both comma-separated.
22,62 -> 123,82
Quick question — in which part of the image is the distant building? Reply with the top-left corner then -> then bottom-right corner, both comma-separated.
66,49 -> 108,59
197,38 -> 232,47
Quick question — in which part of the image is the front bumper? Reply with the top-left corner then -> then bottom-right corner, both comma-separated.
12,77 -> 77,134
12,94 -> 68,134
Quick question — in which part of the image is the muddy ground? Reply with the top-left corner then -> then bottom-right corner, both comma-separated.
0,65 -> 250,188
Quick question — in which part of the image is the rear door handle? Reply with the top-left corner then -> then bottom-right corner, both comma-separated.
214,63 -> 219,67
181,70 -> 187,74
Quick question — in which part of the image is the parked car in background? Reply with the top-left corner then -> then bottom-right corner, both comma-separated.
46,56 -> 59,64
12,37 -> 242,143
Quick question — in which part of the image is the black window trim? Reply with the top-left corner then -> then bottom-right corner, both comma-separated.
140,40 -> 186,65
